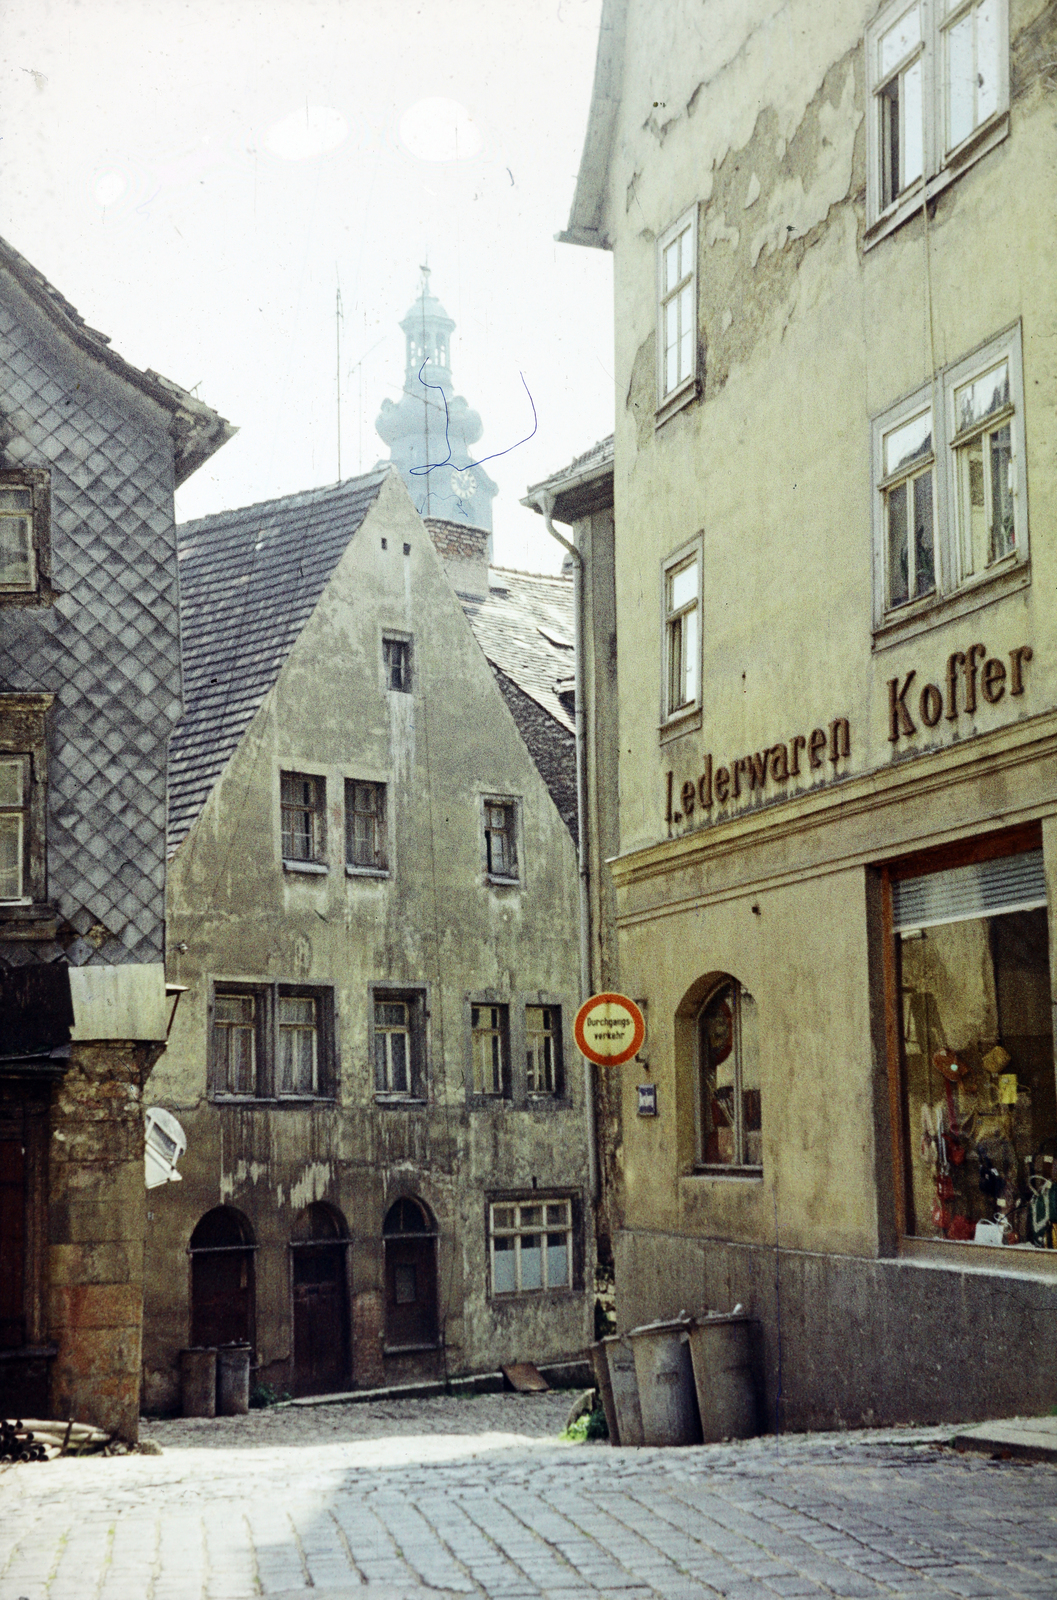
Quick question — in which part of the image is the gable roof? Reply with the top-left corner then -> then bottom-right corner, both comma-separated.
0,234 -> 235,484
168,468 -> 388,852
557,0 -> 627,250
463,568 -> 576,739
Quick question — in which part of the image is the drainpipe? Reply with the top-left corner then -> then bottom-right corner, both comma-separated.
534,491 -> 599,1204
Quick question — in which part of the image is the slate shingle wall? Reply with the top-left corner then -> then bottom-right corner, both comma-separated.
0,294 -> 180,965
492,664 -> 578,846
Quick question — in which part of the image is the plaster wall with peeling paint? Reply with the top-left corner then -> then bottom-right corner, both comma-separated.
569,0 -> 1057,1427
141,478 -> 590,1410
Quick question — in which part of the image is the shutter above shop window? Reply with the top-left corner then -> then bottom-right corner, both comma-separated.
892,848 -> 1047,932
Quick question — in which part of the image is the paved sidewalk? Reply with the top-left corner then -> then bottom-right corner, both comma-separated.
1,1393 -> 1056,1599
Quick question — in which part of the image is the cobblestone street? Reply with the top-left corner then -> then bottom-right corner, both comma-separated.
2,1393 -> 1056,1600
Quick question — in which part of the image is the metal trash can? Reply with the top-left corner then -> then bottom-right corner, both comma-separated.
687,1313 -> 758,1442
600,1334 -> 645,1446
216,1345 -> 251,1416
180,1347 -> 217,1418
627,1316 -> 701,1446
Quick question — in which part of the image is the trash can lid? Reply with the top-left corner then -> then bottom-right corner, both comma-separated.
626,1315 -> 695,1338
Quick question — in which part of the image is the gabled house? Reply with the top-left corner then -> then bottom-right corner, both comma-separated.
558,0 -> 1057,1430
143,467 -> 591,1407
0,236 -> 231,1437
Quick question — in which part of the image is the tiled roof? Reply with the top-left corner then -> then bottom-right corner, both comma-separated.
464,568 -> 576,738
0,235 -> 235,486
168,469 -> 388,853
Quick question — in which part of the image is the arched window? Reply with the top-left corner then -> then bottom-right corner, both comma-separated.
698,979 -> 762,1171
189,1207 -> 255,1349
382,1197 -> 438,1351
289,1203 -> 349,1397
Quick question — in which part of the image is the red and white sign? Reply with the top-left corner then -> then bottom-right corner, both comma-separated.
574,992 -> 645,1067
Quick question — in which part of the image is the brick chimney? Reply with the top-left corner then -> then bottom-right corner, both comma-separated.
424,518 -> 490,600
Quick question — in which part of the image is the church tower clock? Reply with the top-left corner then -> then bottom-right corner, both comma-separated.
375,269 -> 498,533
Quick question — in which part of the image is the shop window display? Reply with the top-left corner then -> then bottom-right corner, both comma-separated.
698,978 -> 762,1170
894,846 -> 1056,1247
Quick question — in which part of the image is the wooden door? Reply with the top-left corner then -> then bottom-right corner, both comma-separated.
384,1236 -> 438,1350
292,1244 -> 347,1395
0,1136 -> 24,1349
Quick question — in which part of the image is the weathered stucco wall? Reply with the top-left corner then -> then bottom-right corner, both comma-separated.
143,475 -> 590,1409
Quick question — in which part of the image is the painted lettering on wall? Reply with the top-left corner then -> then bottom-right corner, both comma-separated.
665,717 -> 851,825
888,644 -> 1032,743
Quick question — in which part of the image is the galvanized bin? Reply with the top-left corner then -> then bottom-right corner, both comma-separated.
593,1336 -> 644,1446
216,1345 -> 251,1416
627,1316 -> 701,1446
687,1313 -> 758,1442
180,1348 -> 216,1418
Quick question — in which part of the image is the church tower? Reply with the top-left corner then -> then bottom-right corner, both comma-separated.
375,269 -> 497,532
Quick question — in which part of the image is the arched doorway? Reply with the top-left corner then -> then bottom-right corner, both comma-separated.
382,1197 -> 438,1351
189,1207 -> 255,1350
289,1203 -> 349,1397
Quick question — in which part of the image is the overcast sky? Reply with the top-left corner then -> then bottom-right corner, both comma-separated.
2,0 -> 613,573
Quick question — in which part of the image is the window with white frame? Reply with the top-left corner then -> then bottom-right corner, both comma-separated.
872,325 -> 1026,630
656,208 -> 698,414
472,1003 -> 510,1096
489,1197 -> 573,1295
663,546 -> 701,720
0,755 -> 28,903
280,771 -> 326,865
346,779 -> 387,872
525,1005 -> 560,1095
483,799 -> 518,882
210,983 -> 334,1099
866,0 -> 1008,237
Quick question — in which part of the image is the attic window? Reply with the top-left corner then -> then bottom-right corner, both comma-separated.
384,636 -> 412,693
0,470 -> 51,605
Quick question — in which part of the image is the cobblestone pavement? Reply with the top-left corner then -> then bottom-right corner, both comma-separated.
2,1392 -> 1056,1600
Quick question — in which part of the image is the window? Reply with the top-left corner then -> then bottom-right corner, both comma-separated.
656,208 -> 698,418
0,471 -> 50,603
866,0 -> 1008,238
663,547 -> 701,720
213,992 -> 258,1095
872,326 -> 1026,633
888,833 -> 1055,1248
210,983 -> 334,1100
280,772 -> 326,866
0,756 -> 28,903
383,636 -> 412,693
483,799 -> 518,882
370,986 -> 427,1099
526,1005 -> 561,1095
374,1000 -> 410,1094
698,978 -> 762,1171
279,994 -> 318,1094
472,1003 -> 510,1097
346,779 -> 387,873
490,1198 -> 573,1295
0,695 -> 51,920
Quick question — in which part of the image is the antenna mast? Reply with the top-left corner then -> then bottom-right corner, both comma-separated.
335,280 -> 343,481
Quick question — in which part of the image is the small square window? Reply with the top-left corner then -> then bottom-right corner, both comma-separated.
280,771 -> 326,864
483,800 -> 518,881
526,1005 -> 561,1095
346,779 -> 388,872
472,1003 -> 510,1097
489,1196 -> 573,1295
384,637 -> 412,693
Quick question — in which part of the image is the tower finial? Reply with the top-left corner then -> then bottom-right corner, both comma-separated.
419,262 -> 430,294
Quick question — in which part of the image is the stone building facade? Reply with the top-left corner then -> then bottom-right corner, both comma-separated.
142,468 -> 591,1409
0,237 -> 230,1436
558,0 -> 1057,1428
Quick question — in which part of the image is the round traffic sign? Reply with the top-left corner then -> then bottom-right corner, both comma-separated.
574,992 -> 645,1067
